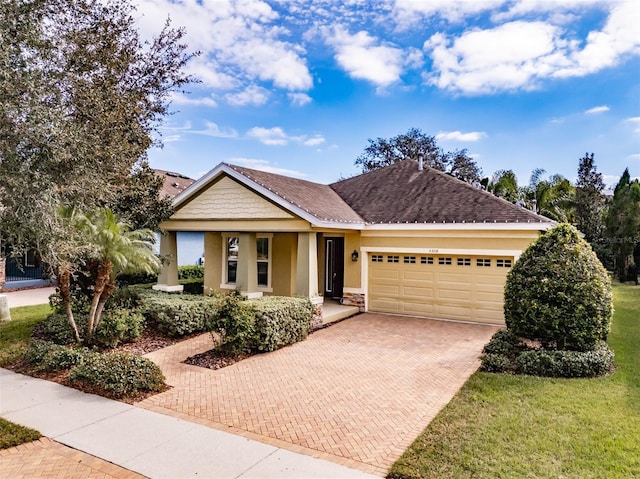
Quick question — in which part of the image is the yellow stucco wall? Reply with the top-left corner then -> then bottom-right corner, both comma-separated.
271,233 -> 297,296
203,232 -> 222,294
344,231 -> 362,289
360,229 -> 540,252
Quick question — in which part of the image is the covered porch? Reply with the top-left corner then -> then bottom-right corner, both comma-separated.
154,229 -> 361,327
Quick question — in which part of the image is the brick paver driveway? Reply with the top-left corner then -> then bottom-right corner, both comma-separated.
137,314 -> 498,476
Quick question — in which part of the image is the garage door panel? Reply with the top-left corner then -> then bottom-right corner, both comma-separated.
437,288 -> 471,300
368,253 -> 511,325
402,301 -> 434,315
370,298 -> 400,313
370,284 -> 400,295
402,286 -> 434,298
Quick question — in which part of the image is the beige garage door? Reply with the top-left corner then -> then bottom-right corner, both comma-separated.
368,254 -> 513,324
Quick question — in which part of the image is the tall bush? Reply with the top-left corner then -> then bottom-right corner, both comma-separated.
504,223 -> 613,351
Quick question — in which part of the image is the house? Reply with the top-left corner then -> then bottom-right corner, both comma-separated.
155,160 -> 555,325
153,169 -> 204,266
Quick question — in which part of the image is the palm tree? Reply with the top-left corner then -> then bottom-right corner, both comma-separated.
525,169 -> 575,222
55,206 -> 160,344
80,208 -> 160,343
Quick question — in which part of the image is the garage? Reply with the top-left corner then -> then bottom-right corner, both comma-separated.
368,253 -> 514,324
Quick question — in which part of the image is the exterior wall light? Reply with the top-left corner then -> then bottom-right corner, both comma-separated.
351,250 -> 359,262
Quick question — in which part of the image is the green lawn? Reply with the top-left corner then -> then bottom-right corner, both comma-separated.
0,304 -> 51,449
0,304 -> 52,367
389,282 -> 640,479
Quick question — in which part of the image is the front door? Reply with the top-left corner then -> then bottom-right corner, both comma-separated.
324,237 -> 344,299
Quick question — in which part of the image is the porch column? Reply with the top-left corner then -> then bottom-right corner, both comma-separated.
154,231 -> 183,292
237,232 -> 259,295
296,232 -> 318,297
203,232 -> 221,295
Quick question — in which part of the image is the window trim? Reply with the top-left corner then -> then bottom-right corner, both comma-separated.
221,233 -> 273,291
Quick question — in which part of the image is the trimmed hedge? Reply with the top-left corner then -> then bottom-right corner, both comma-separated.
207,294 -> 314,355
480,330 -> 615,378
138,290 -> 220,337
69,351 -> 165,398
23,340 -> 92,372
504,223 -> 613,352
178,265 -> 204,279
250,296 -> 314,352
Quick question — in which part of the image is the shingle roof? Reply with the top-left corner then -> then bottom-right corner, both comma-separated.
154,169 -> 196,199
227,164 -> 364,224
329,160 -> 550,224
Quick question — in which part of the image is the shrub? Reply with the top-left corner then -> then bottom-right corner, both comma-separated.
207,294 -> 314,355
69,352 -> 165,398
116,272 -> 157,286
179,278 -> 204,295
250,296 -> 314,352
482,329 -> 521,357
178,265 -> 204,279
514,343 -> 614,378
23,340 -> 91,372
504,223 -> 613,351
480,353 -> 512,373
35,313 -> 86,345
207,291 -> 255,356
94,309 -> 145,348
105,287 -> 143,310
139,290 -> 220,337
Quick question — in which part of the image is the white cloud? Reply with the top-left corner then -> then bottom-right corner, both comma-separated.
246,127 -> 325,146
303,136 -> 326,146
584,105 -> 610,114
626,153 -> 640,162
424,21 -> 567,94
227,158 -> 308,178
422,0 -> 640,95
225,85 -> 270,106
192,121 -> 238,138
394,0 -> 504,24
169,92 -> 217,108
626,117 -> 640,134
246,127 -> 289,145
134,0 -> 313,96
322,26 -> 408,88
288,92 -> 312,106
436,130 -> 487,142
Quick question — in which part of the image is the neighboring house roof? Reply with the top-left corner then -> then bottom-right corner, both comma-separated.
330,160 -> 549,224
154,169 -> 196,199
172,161 -> 554,229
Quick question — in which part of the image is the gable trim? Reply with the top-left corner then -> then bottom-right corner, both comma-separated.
173,164 -> 364,229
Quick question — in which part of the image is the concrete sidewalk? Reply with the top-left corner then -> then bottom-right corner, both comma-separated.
0,369 -> 380,478
1,287 -> 56,309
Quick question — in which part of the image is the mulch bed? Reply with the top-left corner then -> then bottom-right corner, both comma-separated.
183,348 -> 252,370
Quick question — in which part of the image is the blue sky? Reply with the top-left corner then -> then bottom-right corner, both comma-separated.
136,0 -> 640,188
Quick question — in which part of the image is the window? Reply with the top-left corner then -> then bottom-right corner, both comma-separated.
371,255 -> 383,263
497,259 -> 513,268
438,257 -> 452,265
257,237 -> 269,287
225,236 -> 239,284
457,258 -> 471,266
403,256 -> 416,264
222,234 -> 272,289
387,255 -> 399,263
421,256 -> 434,264
477,258 -> 491,267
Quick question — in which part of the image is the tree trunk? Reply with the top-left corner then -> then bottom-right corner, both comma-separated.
93,279 -> 116,333
86,260 -> 112,343
55,265 -> 81,343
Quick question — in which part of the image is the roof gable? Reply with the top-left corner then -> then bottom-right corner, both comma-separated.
330,160 -> 551,225
173,175 -> 294,220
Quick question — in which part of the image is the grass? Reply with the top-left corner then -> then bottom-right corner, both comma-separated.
0,304 -> 50,449
389,282 -> 640,479
0,304 -> 52,367
0,418 -> 41,450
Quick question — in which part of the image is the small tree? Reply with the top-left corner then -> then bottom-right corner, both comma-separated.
504,223 -> 613,351
56,207 -> 160,344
